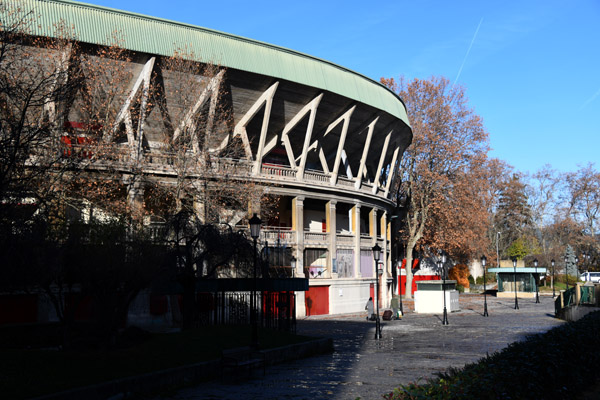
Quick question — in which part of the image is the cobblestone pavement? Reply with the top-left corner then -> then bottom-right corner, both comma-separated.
158,294 -> 564,400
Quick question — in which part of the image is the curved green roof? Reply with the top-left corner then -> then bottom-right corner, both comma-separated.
7,0 -> 409,126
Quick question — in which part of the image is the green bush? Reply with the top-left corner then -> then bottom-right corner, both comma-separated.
476,273 -> 496,285
467,275 -> 475,285
384,311 -> 600,400
455,284 -> 465,293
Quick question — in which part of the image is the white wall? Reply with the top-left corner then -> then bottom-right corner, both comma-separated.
328,279 -> 372,315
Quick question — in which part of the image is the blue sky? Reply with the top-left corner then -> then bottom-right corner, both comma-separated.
88,0 -> 600,175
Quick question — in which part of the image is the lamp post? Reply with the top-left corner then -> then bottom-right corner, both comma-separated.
249,213 -> 262,348
372,244 -> 382,339
551,259 -> 556,298
534,258 -> 539,304
439,252 -> 448,325
512,257 -> 519,310
481,255 -> 488,317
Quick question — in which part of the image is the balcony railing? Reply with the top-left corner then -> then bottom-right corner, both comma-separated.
304,169 -> 329,183
304,231 -> 329,245
259,163 -> 388,198
263,228 -> 295,243
60,139 -> 388,198
336,233 -> 354,246
261,164 -> 297,179
360,236 -> 374,247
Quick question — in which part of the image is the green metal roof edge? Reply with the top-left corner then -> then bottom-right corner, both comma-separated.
488,268 -> 548,273
8,0 -> 409,126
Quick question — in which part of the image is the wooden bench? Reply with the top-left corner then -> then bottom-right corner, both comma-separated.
221,346 -> 265,380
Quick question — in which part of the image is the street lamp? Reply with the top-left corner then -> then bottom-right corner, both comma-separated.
372,244 -> 382,339
551,259 -> 556,298
249,213 -> 262,348
534,258 -> 539,304
439,252 -> 448,325
512,257 -> 519,310
481,255 -> 488,317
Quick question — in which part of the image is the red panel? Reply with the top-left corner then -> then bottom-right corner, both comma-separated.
399,274 -> 440,295
150,294 -> 168,315
305,286 -> 329,316
0,295 -> 38,324
369,283 -> 374,299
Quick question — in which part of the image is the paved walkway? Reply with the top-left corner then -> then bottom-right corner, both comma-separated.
157,294 -> 564,400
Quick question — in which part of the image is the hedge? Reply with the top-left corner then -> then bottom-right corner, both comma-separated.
384,310 -> 600,400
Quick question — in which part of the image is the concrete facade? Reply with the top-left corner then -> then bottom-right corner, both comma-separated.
8,0 -> 413,318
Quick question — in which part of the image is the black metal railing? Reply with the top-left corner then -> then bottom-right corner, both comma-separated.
196,291 -> 296,333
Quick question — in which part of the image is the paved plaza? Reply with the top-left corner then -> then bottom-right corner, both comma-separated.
159,294 -> 564,400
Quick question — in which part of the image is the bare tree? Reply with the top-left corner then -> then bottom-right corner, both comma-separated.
381,76 -> 489,298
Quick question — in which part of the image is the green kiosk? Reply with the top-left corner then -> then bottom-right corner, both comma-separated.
488,260 -> 547,298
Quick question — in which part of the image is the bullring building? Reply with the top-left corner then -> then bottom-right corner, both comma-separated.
6,0 -> 412,318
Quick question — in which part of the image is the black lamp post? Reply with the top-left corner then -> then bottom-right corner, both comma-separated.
481,255 -> 488,317
249,213 -> 262,348
372,244 -> 382,339
550,258 -> 556,298
534,258 -> 540,304
551,259 -> 556,298
512,257 -> 519,310
439,252 -> 448,325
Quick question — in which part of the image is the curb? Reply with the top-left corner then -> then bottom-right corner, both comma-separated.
32,337 -> 334,400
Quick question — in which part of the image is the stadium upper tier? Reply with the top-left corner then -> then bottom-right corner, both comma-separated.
6,0 -> 412,205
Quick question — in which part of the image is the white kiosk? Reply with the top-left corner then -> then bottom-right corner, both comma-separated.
414,280 -> 460,313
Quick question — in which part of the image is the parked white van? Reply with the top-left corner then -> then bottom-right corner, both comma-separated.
579,272 -> 600,283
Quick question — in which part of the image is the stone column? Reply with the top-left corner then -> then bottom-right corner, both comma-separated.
352,204 -> 361,278
326,200 -> 337,277
126,177 -> 144,218
193,195 -> 206,224
292,196 -> 305,278
380,211 -> 389,306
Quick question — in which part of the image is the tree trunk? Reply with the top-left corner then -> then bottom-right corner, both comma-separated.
404,241 -> 417,299
404,257 -> 413,300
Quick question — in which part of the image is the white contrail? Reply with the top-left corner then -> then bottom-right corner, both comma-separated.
453,17 -> 484,87
580,87 -> 600,109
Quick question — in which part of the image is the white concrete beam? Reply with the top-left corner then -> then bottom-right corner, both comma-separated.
229,82 -> 279,166
372,129 -> 392,194
354,117 -> 379,189
384,146 -> 400,197
110,57 -> 156,149
293,94 -> 323,180
173,70 -> 225,154
327,106 -> 356,185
